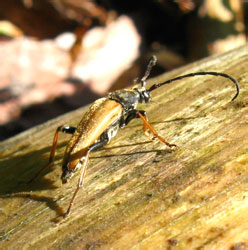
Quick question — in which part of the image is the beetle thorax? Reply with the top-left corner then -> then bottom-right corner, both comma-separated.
108,89 -> 139,113
108,87 -> 152,113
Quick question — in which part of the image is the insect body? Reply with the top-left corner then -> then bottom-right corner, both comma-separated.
31,56 -> 240,217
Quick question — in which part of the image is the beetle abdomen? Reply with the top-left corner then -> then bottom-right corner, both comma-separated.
63,98 -> 123,167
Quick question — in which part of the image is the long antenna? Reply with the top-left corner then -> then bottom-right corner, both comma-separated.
148,71 -> 240,101
140,55 -> 157,88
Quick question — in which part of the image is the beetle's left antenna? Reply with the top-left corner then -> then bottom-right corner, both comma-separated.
140,55 -> 157,88
148,71 -> 240,102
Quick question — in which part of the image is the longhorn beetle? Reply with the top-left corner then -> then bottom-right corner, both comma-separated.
30,56 -> 240,217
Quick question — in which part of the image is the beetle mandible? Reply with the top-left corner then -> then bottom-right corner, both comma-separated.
31,56 -> 240,217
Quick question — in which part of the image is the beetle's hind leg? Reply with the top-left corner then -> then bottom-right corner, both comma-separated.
64,135 -> 108,217
29,125 -> 76,183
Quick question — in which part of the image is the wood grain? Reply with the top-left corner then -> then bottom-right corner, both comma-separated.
1,45 -> 248,249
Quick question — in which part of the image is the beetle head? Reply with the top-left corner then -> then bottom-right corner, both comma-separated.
130,55 -> 155,104
133,87 -> 152,103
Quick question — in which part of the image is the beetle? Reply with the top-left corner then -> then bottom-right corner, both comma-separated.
30,55 -> 240,217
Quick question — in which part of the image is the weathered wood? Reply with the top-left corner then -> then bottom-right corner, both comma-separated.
1,45 -> 248,249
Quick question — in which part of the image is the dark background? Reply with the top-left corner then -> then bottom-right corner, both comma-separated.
0,0 -> 246,141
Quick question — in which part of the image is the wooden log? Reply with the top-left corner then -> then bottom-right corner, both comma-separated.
1,45 -> 248,249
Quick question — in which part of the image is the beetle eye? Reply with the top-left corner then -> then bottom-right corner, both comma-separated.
142,91 -> 151,102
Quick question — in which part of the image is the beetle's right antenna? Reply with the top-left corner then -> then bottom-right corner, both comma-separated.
140,55 -> 157,88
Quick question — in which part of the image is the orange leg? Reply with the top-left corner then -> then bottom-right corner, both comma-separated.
29,125 -> 76,183
64,150 -> 90,218
141,113 -> 151,138
137,112 -> 177,148
63,135 -> 108,217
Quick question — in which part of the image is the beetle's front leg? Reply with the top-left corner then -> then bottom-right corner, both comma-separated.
29,125 -> 76,183
122,110 -> 176,148
121,110 -> 150,137
137,111 -> 177,148
64,136 -> 108,218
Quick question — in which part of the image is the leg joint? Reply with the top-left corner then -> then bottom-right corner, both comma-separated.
58,125 -> 76,134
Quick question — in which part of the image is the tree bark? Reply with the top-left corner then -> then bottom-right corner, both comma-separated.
1,45 -> 248,249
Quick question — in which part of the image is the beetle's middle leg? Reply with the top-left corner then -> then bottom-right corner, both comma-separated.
64,134 -> 109,217
123,110 -> 176,148
29,125 -> 76,183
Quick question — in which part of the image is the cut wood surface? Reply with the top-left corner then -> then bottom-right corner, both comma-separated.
1,46 -> 248,249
